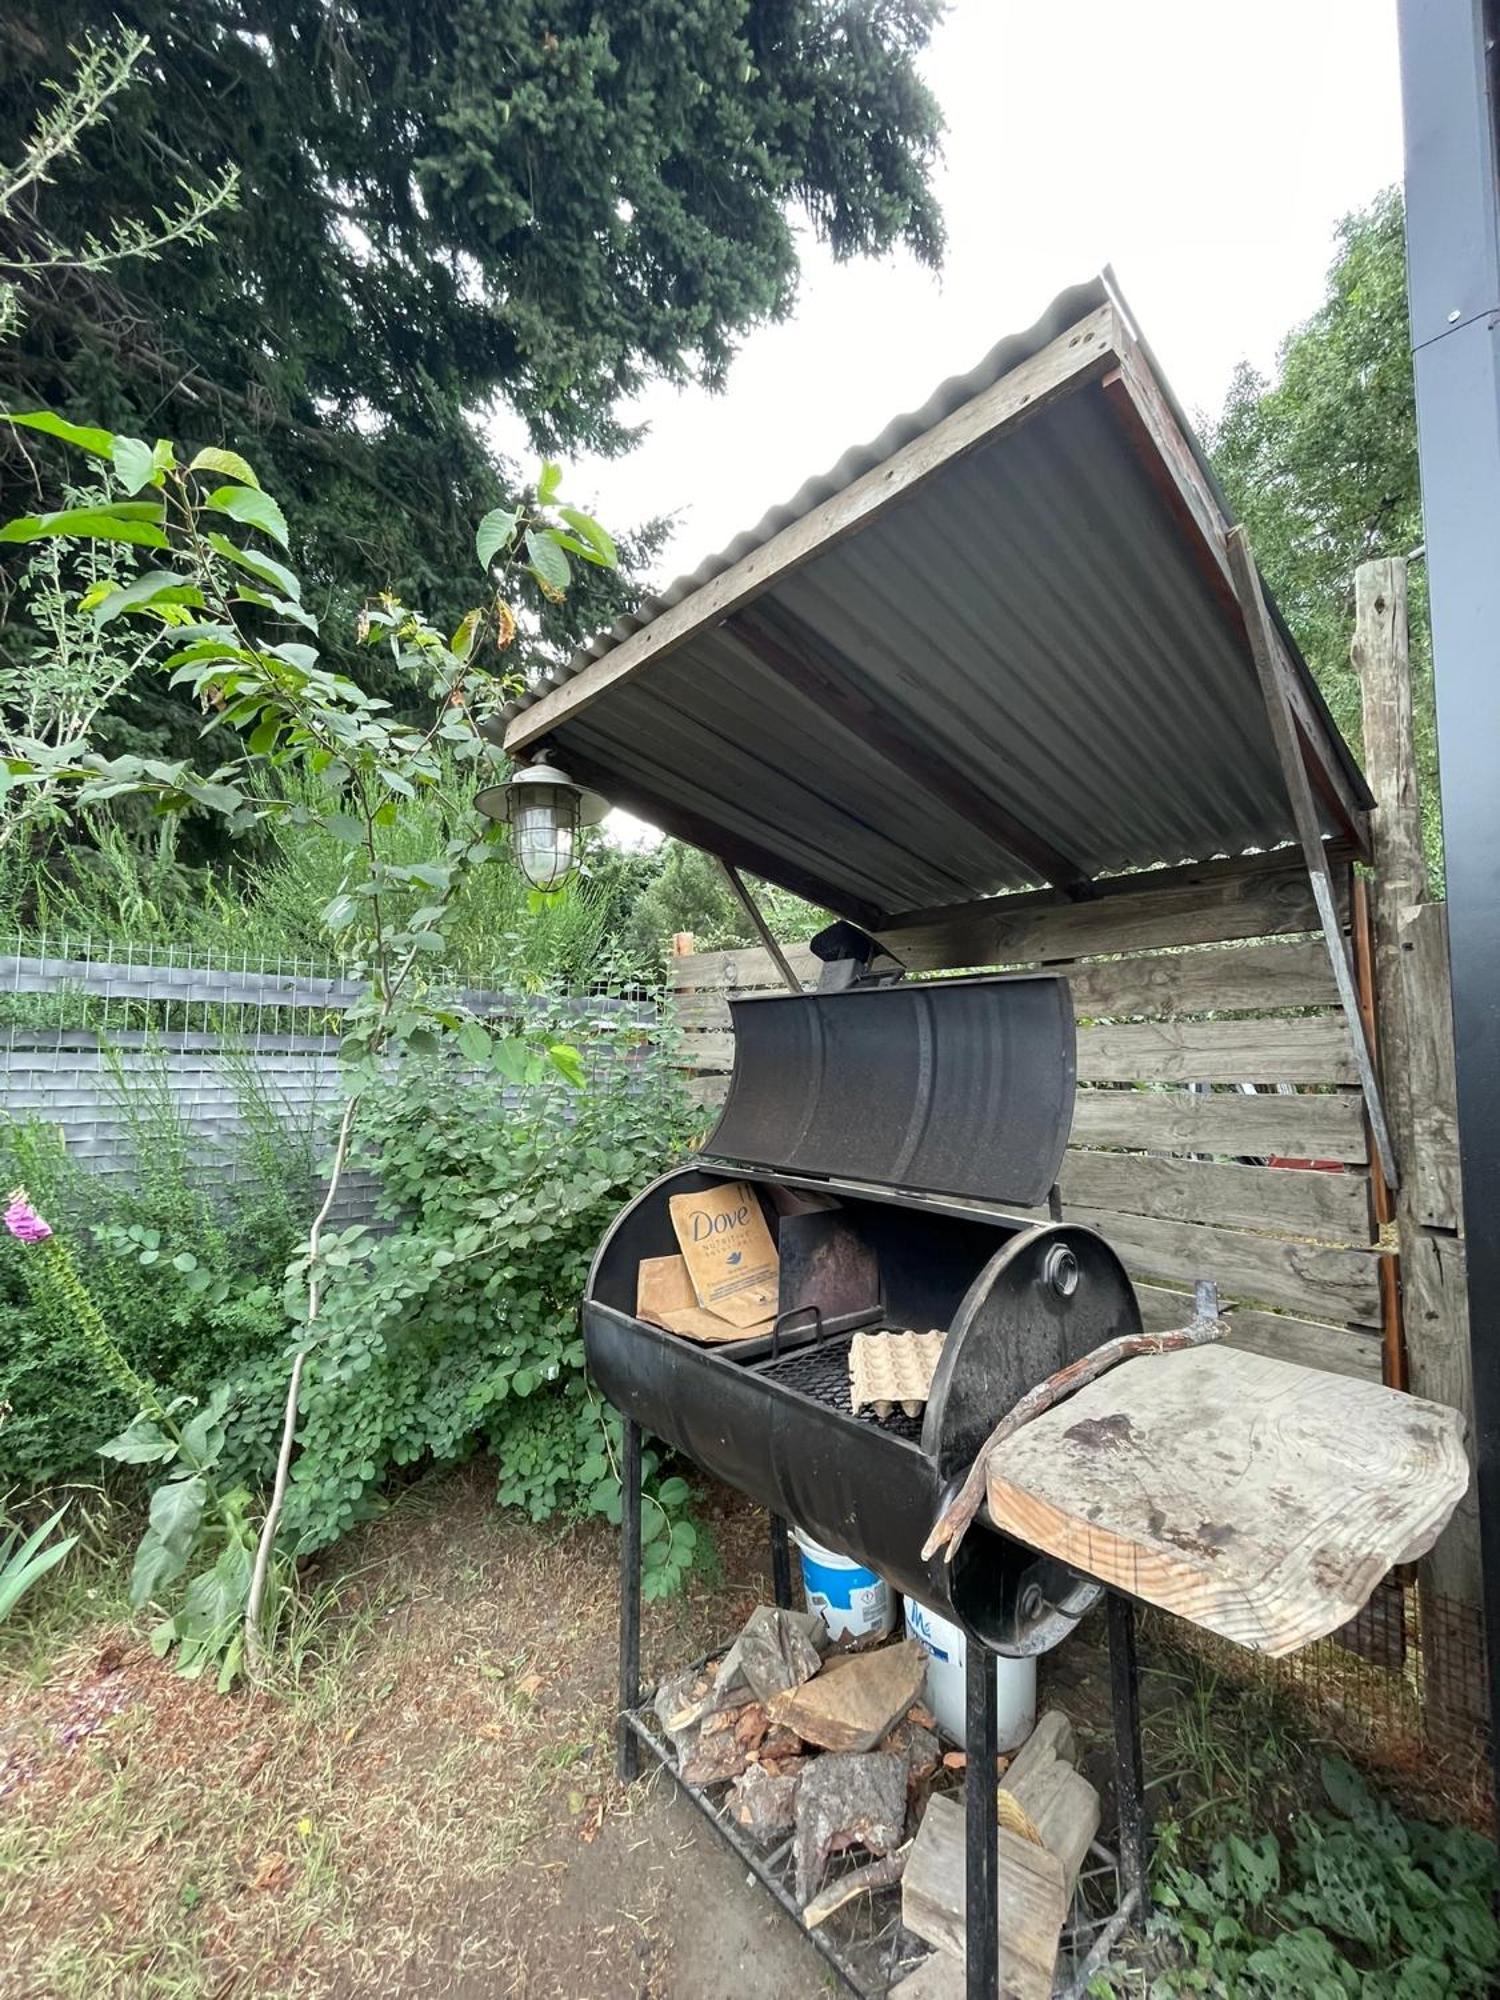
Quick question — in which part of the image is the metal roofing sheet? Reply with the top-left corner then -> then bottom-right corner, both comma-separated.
500,278 -> 1370,924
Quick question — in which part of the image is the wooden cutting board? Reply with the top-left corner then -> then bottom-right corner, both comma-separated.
981,1343 -> 1468,1656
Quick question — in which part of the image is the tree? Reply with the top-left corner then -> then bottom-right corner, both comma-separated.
0,2 -> 944,661
1205,188 -> 1439,869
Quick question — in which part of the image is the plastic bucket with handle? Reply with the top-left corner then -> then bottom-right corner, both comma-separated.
792,1527 -> 895,1640
903,1595 -> 1037,1749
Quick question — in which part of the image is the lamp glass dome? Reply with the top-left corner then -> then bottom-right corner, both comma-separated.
475,757 -> 607,892
511,782 -> 579,892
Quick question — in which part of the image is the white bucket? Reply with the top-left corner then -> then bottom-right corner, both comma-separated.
903,1597 -> 1037,1751
792,1527 -> 895,1641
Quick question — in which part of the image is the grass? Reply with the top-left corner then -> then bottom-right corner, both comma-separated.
0,1466 -> 769,1999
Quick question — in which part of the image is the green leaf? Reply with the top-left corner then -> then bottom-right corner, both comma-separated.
99,1414 -> 178,1465
450,607 -> 480,658
558,506 -> 617,567
322,892 -> 358,932
537,460 -> 563,503
205,532 -> 302,602
188,446 -> 261,489
475,507 -> 519,570
0,505 -> 171,549
92,570 -> 201,625
525,528 -> 570,595
456,1019 -> 493,1065
128,1475 -> 208,1609
2,410 -> 114,458
547,1042 -> 586,1088
111,435 -> 156,494
206,484 -> 288,548
654,1476 -> 689,1509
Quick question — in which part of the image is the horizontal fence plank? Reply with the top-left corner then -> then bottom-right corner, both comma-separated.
1058,1151 -> 1372,1244
668,944 -> 820,993
877,847 -> 1349,972
1069,1086 -> 1368,1163
670,936 -> 1344,1032
1064,938 -> 1340,1018
1063,1204 -> 1386,1324
1075,1015 -> 1356,1084
1133,1283 -> 1383,1384
674,1016 -> 1358,1085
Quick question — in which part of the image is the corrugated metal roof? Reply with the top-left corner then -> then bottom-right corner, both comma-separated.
500,278 -> 1370,926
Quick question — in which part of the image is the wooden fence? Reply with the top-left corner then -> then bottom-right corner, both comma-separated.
669,852 -> 1385,1391
665,553 -> 1480,1732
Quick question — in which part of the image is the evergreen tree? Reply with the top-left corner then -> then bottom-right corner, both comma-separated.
0,1 -> 944,659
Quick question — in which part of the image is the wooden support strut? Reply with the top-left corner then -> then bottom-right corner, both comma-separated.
717,859 -> 805,996
1224,528 -> 1400,1192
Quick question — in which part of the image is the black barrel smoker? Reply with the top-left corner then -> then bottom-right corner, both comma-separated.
585,960 -> 1152,1995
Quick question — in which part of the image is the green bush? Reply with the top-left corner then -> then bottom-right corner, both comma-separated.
252,1008 -> 702,1591
0,1057 -> 312,1494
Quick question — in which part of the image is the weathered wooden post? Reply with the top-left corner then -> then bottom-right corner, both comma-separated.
1353,555 -> 1482,1726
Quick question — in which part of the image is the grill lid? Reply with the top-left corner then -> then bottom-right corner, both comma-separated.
702,975 -> 1076,1206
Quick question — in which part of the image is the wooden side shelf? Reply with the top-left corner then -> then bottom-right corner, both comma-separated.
983,1344 -> 1469,1656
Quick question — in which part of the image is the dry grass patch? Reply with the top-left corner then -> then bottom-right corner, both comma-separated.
1,1467 -> 772,1999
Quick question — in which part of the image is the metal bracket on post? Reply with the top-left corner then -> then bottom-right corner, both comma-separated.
1225,527 -> 1400,1192
717,857 -> 804,996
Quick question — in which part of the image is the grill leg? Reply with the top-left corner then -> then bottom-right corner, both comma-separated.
770,1513 -> 794,1610
1107,1591 -> 1149,1910
965,1641 -> 999,2000
618,1416 -> 642,1783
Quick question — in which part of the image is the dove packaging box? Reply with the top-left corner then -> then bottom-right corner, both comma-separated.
668,1180 -> 779,1328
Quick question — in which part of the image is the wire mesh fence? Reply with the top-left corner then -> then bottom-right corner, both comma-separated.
1150,1582 -> 1491,1825
0,932 -> 661,1224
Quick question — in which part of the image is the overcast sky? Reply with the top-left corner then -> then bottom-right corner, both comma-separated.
506,0 -> 1406,840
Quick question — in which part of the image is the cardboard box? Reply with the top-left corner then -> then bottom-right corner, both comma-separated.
668,1181 -> 779,1328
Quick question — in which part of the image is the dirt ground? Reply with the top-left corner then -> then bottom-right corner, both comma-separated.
0,1469 -> 842,2000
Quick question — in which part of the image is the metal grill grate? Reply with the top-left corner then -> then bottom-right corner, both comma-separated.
755,1333 -> 927,1444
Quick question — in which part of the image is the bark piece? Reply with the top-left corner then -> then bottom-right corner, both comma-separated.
755,1723 -> 804,1762
771,1639 -> 926,1753
803,1842 -> 912,1928
679,1726 -> 749,1788
793,1750 -> 907,1906
718,1605 -> 827,1704
729,1760 -> 804,1846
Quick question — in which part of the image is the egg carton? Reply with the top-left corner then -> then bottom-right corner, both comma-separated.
848,1328 -> 946,1420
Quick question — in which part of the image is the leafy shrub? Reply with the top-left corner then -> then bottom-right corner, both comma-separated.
1144,1755 -> 1498,1997
248,1007 -> 703,1592
0,1056 -> 312,1493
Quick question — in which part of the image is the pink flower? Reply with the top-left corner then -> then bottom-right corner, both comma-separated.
4,1195 -> 52,1244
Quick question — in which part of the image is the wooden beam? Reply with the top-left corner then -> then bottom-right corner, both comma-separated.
1099,349 -> 1371,857
552,744 -> 875,928
875,843 -> 1353,972
1226,529 -> 1399,1190
677,1012 -> 1360,1086
726,603 -> 1088,893
505,305 -> 1122,753
669,935 -> 1340,1021
1133,1283 -> 1383,1384
1060,1204 -> 1387,1324
716,859 -> 804,994
1058,1151 -> 1373,1244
